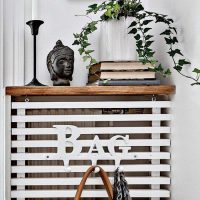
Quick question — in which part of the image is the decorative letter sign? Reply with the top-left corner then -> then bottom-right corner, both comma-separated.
54,125 -> 131,171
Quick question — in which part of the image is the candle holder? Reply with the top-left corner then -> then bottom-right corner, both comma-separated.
26,20 -> 46,86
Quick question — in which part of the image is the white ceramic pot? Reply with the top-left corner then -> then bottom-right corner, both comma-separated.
99,17 -> 138,62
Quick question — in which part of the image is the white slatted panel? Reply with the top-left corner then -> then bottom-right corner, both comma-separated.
12,139 -> 170,147
12,164 -> 171,173
11,100 -> 171,199
12,114 -> 171,122
11,189 -> 170,198
12,101 -> 171,109
12,127 -> 171,135
11,152 -> 171,160
12,177 -> 170,185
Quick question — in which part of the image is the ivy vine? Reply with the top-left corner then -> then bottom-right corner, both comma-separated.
73,0 -> 200,85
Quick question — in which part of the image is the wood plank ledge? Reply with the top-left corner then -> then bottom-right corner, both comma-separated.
6,86 -> 175,96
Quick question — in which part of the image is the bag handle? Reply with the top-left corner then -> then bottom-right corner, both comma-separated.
74,166 -> 113,200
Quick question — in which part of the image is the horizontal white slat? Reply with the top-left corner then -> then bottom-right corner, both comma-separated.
12,139 -> 170,148
11,189 -> 170,198
12,164 -> 170,173
11,177 -> 170,186
12,101 -> 171,109
11,152 -> 170,160
12,114 -> 171,122
12,127 -> 171,135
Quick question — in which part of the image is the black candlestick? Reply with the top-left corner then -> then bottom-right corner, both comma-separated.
26,20 -> 46,86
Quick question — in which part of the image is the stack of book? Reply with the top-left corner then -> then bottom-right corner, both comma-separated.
88,61 -> 160,86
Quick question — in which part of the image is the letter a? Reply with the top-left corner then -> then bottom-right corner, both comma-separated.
88,135 -> 104,155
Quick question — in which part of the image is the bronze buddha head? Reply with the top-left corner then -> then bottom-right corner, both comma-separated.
47,40 -> 74,86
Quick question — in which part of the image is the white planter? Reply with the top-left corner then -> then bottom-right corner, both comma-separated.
99,17 -> 138,62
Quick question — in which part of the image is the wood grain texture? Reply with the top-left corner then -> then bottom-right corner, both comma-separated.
6,85 -> 175,96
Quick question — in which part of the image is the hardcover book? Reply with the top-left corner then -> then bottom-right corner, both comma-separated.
100,71 -> 155,80
98,79 -> 160,86
89,61 -> 152,74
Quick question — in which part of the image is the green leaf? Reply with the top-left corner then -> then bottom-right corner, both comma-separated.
146,51 -> 155,57
164,37 -> 172,45
164,68 -> 172,76
134,34 -> 140,40
89,22 -> 98,32
145,35 -> 153,40
155,16 -> 165,23
174,65 -> 182,71
144,28 -> 152,33
85,28 -> 92,34
83,55 -> 90,62
129,28 -> 137,34
105,9 -> 112,17
85,50 -> 94,54
145,48 -> 155,57
86,65 -> 91,69
138,13 -> 146,20
145,40 -> 154,47
193,68 -> 200,74
78,48 -> 84,55
142,20 -> 153,25
178,59 -> 191,66
150,59 -> 158,65
102,79 -> 109,85
114,3 -> 120,12
155,64 -> 164,72
168,49 -> 183,57
168,18 -> 174,23
135,4 -> 144,12
128,21 -> 137,28
73,33 -> 80,38
88,3 -> 98,9
139,58 -> 147,64
91,58 -> 97,64
137,40 -> 143,46
137,51 -> 143,57
82,42 -> 90,48
160,30 -> 171,35
72,40 -> 80,45
171,37 -> 178,44
82,35 -> 88,40
90,21 -> 98,26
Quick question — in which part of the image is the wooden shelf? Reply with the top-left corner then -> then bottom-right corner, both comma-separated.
6,85 -> 175,96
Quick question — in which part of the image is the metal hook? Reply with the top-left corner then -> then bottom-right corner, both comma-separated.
118,166 -> 124,172
25,95 -> 30,102
94,166 -> 100,173
152,94 -> 157,101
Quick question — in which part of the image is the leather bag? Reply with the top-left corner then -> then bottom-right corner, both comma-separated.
74,166 -> 113,200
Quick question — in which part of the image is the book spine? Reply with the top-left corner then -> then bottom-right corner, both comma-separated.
99,80 -> 160,86
101,65 -> 149,71
101,62 -> 151,69
100,72 -> 155,79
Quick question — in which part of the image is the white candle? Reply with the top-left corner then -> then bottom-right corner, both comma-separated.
32,0 -> 38,20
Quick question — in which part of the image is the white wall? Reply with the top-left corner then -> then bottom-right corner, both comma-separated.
0,0 -> 4,198
168,1 -> 200,200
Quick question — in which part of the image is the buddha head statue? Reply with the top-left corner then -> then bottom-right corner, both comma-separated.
47,40 -> 74,86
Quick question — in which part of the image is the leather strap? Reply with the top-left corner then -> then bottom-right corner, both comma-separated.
74,166 -> 113,200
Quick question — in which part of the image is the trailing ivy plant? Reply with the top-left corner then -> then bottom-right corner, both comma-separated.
73,0 -> 200,85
